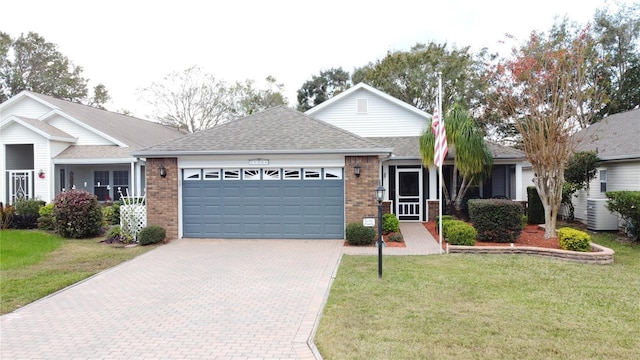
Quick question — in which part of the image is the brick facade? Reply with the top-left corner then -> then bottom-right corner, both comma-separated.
146,158 -> 179,241
344,156 -> 381,227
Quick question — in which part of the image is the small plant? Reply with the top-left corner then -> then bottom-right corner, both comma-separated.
558,227 -> 591,252
447,223 -> 477,246
138,225 -> 166,245
388,233 -> 404,242
102,205 -> 115,225
37,203 -> 55,231
105,225 -> 133,244
442,219 -> 467,239
0,203 -> 15,229
52,190 -> 104,238
382,213 -> 400,234
345,222 -> 376,246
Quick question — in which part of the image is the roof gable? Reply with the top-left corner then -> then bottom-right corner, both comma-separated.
0,116 -> 76,142
136,106 -> 392,156
575,108 -> 640,160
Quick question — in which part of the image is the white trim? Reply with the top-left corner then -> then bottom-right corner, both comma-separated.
53,158 -> 138,164
0,116 -> 77,142
179,155 -> 345,169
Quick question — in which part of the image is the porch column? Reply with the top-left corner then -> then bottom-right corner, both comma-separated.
515,163 -> 523,201
429,165 -> 437,199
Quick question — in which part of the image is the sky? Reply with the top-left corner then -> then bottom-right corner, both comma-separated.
2,0 -> 624,119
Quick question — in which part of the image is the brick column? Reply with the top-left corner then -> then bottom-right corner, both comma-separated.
145,158 -> 179,241
344,156 -> 380,230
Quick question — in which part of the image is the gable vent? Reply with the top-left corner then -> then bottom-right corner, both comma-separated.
356,98 -> 368,113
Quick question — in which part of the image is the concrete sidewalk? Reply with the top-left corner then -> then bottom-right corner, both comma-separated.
342,222 -> 443,255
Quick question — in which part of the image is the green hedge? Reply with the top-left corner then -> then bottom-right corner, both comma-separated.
468,199 -> 523,243
527,186 -> 545,224
558,227 -> 591,252
346,222 -> 376,246
447,223 -> 477,246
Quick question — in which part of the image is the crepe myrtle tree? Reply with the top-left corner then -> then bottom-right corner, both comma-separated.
488,26 -> 604,238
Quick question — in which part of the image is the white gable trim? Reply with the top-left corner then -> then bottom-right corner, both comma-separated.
39,109 -> 129,147
0,116 -> 77,142
305,82 -> 433,120
0,90 -> 60,112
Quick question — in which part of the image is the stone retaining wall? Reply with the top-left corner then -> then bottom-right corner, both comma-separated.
448,243 -> 615,265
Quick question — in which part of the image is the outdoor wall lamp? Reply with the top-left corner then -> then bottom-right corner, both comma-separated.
354,163 -> 361,177
159,164 -> 167,178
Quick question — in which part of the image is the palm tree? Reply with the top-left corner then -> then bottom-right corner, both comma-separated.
420,103 -> 493,218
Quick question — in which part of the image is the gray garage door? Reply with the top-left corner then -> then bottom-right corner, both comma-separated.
182,168 -> 344,239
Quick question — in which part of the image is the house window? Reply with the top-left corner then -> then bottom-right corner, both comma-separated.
113,171 -> 129,200
600,170 -> 607,193
356,98 -> 368,113
94,171 -> 110,201
59,169 -> 66,191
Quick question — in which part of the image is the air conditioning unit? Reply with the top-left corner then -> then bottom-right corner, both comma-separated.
586,199 -> 619,231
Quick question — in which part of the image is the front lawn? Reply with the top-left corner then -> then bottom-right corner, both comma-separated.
0,230 -> 158,314
316,234 -> 640,359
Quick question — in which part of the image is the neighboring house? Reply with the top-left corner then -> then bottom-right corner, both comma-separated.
136,83 -> 528,241
0,91 -> 184,205
565,108 -> 640,227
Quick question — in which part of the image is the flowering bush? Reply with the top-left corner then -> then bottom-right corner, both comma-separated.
53,190 -> 104,238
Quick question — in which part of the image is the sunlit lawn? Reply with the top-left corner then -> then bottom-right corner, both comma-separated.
316,234 -> 640,359
0,230 -> 159,314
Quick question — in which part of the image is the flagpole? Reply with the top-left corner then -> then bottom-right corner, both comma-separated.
437,72 -> 444,254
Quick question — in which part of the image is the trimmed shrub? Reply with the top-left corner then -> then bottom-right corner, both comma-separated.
447,223 -> 477,246
345,222 -> 376,246
12,198 -> 45,229
138,225 -> 166,245
53,190 -> 104,238
606,191 -> 640,242
527,186 -> 545,224
442,219 -> 467,239
436,215 -> 455,233
388,233 -> 404,242
382,213 -> 400,234
468,199 -> 523,243
37,203 -> 55,231
558,227 -> 591,252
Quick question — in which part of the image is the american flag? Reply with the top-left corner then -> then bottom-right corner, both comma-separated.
431,107 -> 447,168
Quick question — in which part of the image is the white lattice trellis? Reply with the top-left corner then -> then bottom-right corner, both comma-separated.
118,188 -> 146,242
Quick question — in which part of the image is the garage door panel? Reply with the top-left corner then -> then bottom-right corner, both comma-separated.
183,170 -> 344,239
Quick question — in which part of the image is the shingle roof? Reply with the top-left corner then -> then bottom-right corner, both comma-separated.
27,92 -> 184,150
369,137 -> 526,160
575,108 -> 640,160
11,116 -> 76,141
54,145 -> 135,160
135,106 -> 393,156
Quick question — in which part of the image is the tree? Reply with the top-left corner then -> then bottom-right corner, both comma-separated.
0,32 -> 109,107
561,151 -> 598,222
139,66 -> 287,133
419,104 -> 493,218
352,42 -> 489,115
489,26 -> 604,238
593,2 -> 640,117
296,67 -> 350,111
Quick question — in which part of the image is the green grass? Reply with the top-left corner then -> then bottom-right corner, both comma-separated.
316,233 -> 640,359
0,230 -> 158,314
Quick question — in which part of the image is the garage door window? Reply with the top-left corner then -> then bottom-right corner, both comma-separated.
204,169 -> 220,180
263,169 -> 281,180
284,169 -> 301,179
224,169 -> 240,180
304,168 -> 321,180
184,169 -> 201,180
324,168 -> 343,179
243,169 -> 260,180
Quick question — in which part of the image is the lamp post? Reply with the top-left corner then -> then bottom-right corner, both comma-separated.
375,185 -> 386,278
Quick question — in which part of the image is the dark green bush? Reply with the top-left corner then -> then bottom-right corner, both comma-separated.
558,227 -> 591,252
382,213 -> 400,234
37,203 -> 55,231
527,186 -> 544,224
606,191 -> 640,242
138,225 -> 166,245
468,199 -> 524,243
442,219 -> 467,239
388,233 -> 404,242
110,201 -> 121,225
447,223 -> 477,246
12,198 -> 45,229
345,222 -> 376,246
53,190 -> 104,238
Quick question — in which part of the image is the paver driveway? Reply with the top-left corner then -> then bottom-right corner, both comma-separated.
0,238 -> 344,360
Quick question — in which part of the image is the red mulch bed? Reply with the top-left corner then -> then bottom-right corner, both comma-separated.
423,222 -> 561,250
343,231 -> 406,247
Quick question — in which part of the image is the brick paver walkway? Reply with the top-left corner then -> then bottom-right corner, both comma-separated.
1,239 -> 343,360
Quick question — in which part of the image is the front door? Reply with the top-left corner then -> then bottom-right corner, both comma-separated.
396,168 -> 422,221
